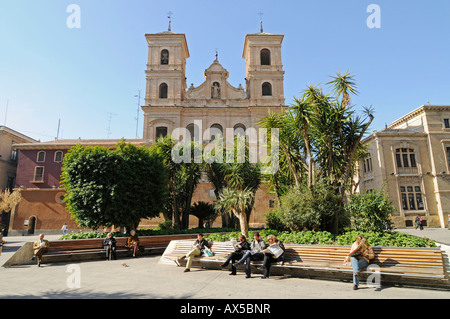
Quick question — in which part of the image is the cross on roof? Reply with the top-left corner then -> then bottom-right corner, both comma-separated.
167,11 -> 173,31
258,11 -> 264,32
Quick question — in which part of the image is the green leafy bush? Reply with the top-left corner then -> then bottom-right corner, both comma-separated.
60,227 -> 244,240
206,230 -> 436,248
60,228 -> 436,248
345,188 -> 395,232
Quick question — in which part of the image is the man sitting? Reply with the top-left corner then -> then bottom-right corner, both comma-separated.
32,234 -> 49,267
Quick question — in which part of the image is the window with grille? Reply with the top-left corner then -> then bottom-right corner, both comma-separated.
395,148 -> 417,168
363,155 -> 373,173
400,186 -> 424,211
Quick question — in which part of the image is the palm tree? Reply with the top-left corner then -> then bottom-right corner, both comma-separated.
257,71 -> 374,233
215,187 -> 254,237
190,201 -> 218,228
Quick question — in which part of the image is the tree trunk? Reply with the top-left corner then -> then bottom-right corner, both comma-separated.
233,205 -> 249,238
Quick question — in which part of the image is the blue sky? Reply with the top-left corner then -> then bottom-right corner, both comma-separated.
0,0 -> 449,141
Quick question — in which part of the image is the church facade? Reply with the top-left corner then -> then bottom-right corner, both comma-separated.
9,28 -> 286,234
141,30 -> 286,145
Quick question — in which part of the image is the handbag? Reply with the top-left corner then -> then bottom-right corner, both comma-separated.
202,247 -> 214,257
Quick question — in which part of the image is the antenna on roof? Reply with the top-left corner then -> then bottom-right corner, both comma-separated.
134,90 -> 141,138
56,119 -> 61,140
4,99 -> 9,126
106,112 -> 117,139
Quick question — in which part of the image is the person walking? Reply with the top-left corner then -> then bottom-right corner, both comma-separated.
61,223 -> 68,235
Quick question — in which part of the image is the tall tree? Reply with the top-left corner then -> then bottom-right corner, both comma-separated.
258,71 -> 374,233
151,136 -> 201,230
61,141 -> 168,231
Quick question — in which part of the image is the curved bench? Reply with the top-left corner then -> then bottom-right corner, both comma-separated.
159,240 -> 449,289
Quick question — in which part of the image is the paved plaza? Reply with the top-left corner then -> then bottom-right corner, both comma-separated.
0,229 -> 449,300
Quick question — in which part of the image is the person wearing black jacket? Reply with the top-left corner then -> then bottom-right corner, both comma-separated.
103,232 -> 117,260
233,232 -> 267,278
221,234 -> 250,275
260,234 -> 285,279
177,233 -> 211,272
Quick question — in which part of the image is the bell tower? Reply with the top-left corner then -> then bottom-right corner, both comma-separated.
142,30 -> 190,142
242,31 -> 285,107
144,31 -> 190,106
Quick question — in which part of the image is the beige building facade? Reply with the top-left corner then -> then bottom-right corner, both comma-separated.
139,29 -> 286,227
358,105 -> 450,228
142,30 -> 285,144
10,28 -> 286,233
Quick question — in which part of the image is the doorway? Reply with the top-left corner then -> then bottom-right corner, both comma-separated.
27,216 -> 36,235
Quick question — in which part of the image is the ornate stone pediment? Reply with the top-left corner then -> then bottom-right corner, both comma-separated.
185,59 -> 246,101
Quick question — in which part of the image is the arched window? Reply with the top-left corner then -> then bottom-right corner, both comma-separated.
161,49 -> 169,65
262,82 -> 272,96
54,151 -> 63,162
233,124 -> 246,137
159,83 -> 168,99
260,49 -> 271,65
210,124 -> 223,141
186,123 -> 200,141
37,151 -> 46,162
155,127 -> 168,139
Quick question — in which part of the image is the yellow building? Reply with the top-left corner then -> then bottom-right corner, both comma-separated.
359,105 -> 450,228
0,126 -> 37,192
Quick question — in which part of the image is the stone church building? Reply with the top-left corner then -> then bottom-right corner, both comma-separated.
141,30 -> 285,144
8,28 -> 285,234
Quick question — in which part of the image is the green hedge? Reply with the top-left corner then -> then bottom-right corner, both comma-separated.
60,228 -> 437,248
59,227 -> 242,240
206,230 -> 437,248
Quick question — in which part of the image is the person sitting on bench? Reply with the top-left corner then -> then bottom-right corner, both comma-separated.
220,234 -> 250,275
103,232 -> 117,260
343,235 -> 374,290
32,234 -> 50,267
259,234 -> 285,279
232,232 -> 267,278
126,230 -> 144,257
177,233 -> 211,272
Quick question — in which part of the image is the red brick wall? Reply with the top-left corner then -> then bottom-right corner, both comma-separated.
12,189 -> 81,231
15,149 -> 66,189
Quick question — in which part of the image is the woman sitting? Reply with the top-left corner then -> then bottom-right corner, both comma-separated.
260,234 -> 285,279
126,230 -> 144,257
344,235 -> 375,290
